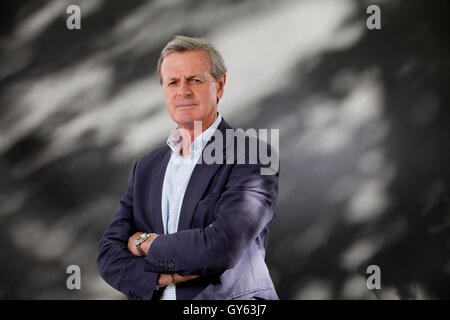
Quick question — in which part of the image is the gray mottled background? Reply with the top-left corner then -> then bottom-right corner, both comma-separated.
1,0 -> 449,299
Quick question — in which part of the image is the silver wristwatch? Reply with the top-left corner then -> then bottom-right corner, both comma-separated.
135,233 -> 152,256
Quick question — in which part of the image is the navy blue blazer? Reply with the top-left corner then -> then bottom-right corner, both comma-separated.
97,118 -> 279,300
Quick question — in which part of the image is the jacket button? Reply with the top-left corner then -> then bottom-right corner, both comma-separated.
168,262 -> 175,269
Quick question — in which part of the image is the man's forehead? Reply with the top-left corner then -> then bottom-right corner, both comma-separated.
161,50 -> 211,75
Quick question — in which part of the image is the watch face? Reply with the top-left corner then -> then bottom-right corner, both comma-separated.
136,233 -> 147,243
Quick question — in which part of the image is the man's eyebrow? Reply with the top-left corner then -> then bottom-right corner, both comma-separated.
165,75 -> 204,83
166,75 -> 202,80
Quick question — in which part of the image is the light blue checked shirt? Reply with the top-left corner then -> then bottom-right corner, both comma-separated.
159,113 -> 222,300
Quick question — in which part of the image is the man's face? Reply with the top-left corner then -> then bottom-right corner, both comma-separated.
160,49 -> 226,127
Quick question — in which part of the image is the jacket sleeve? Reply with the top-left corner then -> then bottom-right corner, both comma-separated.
143,161 -> 279,277
97,160 -> 159,300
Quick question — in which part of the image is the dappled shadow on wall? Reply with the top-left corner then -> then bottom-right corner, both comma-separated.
263,0 -> 450,299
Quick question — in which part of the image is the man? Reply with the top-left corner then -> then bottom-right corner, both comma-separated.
97,36 -> 279,300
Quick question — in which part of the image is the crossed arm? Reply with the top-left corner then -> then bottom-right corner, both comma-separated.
98,158 -> 279,299
127,231 -> 202,286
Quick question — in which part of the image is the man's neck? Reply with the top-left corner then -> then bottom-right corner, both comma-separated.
178,112 -> 218,158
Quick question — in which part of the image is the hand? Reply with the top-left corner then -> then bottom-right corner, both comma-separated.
139,233 -> 158,255
127,232 -> 143,256
157,273 -> 173,286
127,232 -> 158,256
157,273 -> 200,286
171,273 -> 200,285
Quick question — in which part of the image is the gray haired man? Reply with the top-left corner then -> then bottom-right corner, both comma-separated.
98,35 -> 280,300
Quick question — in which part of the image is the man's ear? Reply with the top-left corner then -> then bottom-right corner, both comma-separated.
216,73 -> 226,102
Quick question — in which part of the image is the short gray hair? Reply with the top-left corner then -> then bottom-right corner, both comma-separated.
157,35 -> 227,85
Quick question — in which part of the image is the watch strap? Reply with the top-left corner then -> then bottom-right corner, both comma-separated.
135,232 -> 151,256
136,242 -> 146,256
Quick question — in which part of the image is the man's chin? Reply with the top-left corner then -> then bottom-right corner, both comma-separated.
170,109 -> 213,127
172,114 -> 198,127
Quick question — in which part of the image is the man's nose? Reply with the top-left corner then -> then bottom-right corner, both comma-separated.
178,81 -> 193,97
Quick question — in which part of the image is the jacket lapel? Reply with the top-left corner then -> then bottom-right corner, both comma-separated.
177,119 -> 233,231
148,147 -> 171,235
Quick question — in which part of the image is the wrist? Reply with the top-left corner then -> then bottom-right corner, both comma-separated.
140,233 -> 158,255
135,232 -> 158,256
171,273 -> 178,286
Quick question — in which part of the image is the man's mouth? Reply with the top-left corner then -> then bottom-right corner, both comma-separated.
176,103 -> 197,108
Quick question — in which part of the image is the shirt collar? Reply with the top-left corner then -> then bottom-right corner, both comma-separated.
166,113 -> 223,159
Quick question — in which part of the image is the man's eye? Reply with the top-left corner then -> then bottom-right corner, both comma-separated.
168,81 -> 177,86
192,79 -> 201,83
